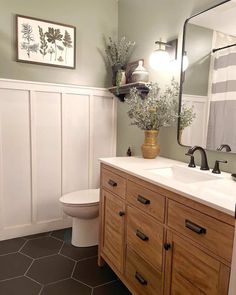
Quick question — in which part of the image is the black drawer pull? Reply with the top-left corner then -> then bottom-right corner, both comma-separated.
108,179 -> 117,187
136,230 -> 149,241
135,272 -> 147,285
185,220 -> 206,235
137,195 -> 150,205
119,211 -> 125,217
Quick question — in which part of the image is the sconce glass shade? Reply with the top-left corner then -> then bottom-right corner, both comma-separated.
149,49 -> 170,70
182,52 -> 189,71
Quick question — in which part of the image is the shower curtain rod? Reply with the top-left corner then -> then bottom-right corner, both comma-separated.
212,43 -> 236,53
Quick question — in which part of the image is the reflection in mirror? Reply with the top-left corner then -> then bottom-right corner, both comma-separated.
179,0 -> 236,153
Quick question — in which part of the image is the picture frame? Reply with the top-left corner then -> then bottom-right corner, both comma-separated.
125,59 -> 144,83
16,15 -> 76,69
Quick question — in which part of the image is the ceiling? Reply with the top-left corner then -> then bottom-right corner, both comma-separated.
190,1 -> 236,37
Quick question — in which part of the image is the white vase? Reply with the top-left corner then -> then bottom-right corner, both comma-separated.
131,60 -> 149,83
120,70 -> 126,86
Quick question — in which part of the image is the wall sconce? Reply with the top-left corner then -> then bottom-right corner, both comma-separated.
182,51 -> 189,71
149,39 -> 178,70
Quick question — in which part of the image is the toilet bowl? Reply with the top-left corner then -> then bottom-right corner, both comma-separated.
59,189 -> 100,247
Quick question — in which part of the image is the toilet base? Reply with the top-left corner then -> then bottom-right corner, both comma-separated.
72,217 -> 99,247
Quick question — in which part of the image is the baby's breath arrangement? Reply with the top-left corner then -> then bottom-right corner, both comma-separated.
105,36 -> 135,69
179,104 -> 196,131
125,79 -> 179,130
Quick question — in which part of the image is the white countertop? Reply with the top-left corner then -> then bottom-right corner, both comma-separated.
100,156 -> 236,217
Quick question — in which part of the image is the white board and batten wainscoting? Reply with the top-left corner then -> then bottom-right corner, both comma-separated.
181,94 -> 209,147
0,79 -> 117,241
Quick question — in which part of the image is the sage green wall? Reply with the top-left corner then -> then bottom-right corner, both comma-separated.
117,0 -> 236,174
183,24 -> 213,96
0,0 -> 118,87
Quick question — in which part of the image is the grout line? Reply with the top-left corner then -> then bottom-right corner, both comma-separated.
77,255 -> 98,262
91,287 -> 94,295
42,277 -> 70,287
33,253 -> 59,260
58,241 -> 65,253
24,258 -> 35,275
38,285 -> 44,295
71,261 -> 77,277
23,233 -> 52,241
0,251 -> 18,257
18,239 -> 28,252
19,251 -> 35,260
24,274 -> 42,286
72,277 -> 94,289
93,278 -> 119,289
0,275 -> 23,283
50,235 -> 65,242
59,252 -> 77,262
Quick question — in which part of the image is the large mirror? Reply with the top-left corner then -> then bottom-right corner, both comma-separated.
178,0 -> 236,153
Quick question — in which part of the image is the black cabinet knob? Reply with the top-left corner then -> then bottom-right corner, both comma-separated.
119,211 -> 125,216
164,243 -> 171,251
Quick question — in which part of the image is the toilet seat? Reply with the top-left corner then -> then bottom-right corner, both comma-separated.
60,189 -> 100,207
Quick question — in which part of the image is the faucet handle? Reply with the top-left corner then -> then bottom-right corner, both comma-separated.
212,160 -> 227,174
185,153 -> 196,168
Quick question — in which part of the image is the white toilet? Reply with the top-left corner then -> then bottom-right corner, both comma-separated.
59,189 -> 100,247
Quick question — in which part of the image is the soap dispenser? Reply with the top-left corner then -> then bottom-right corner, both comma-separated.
131,60 -> 149,83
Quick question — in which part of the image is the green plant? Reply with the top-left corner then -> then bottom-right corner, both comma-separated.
63,30 -> 73,64
104,36 -> 135,68
45,27 -> 63,61
38,26 -> 48,58
125,79 -> 179,130
179,104 -> 196,131
21,23 -> 39,57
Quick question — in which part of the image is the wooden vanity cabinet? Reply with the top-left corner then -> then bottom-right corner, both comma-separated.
100,189 -> 125,273
99,164 -> 235,295
164,231 -> 231,295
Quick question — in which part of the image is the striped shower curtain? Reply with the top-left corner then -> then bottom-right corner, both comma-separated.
206,45 -> 236,152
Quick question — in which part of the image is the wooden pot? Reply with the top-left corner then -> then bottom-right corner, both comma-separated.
141,130 -> 160,159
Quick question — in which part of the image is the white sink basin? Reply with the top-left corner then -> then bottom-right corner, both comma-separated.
148,165 -> 220,184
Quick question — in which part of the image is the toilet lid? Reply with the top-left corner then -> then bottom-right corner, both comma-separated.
60,189 -> 100,206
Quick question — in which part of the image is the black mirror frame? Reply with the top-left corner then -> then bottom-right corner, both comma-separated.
177,0 -> 231,148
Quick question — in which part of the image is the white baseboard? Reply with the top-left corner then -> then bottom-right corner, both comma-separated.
0,218 -> 72,241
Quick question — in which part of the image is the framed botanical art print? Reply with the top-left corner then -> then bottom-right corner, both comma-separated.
16,15 -> 76,69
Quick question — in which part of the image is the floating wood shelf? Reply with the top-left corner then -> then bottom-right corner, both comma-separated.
108,82 -> 149,102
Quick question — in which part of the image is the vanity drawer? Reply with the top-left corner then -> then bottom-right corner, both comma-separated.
127,180 -> 165,222
125,247 -> 162,295
168,200 -> 234,262
127,205 -> 164,271
102,168 -> 126,199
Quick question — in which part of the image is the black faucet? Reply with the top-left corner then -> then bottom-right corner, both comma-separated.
185,146 -> 209,170
217,144 -> 231,152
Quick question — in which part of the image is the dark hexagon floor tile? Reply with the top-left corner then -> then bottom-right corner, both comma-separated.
51,228 -> 72,242
21,237 -> 63,258
0,253 -> 32,280
41,278 -> 91,295
0,276 -> 41,295
0,238 -> 26,255
72,257 -> 116,287
60,243 -> 98,261
24,232 -> 51,240
27,254 -> 75,284
93,280 -> 131,295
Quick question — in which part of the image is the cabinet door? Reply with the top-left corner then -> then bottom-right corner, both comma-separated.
101,189 -> 125,273
165,231 -> 230,295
